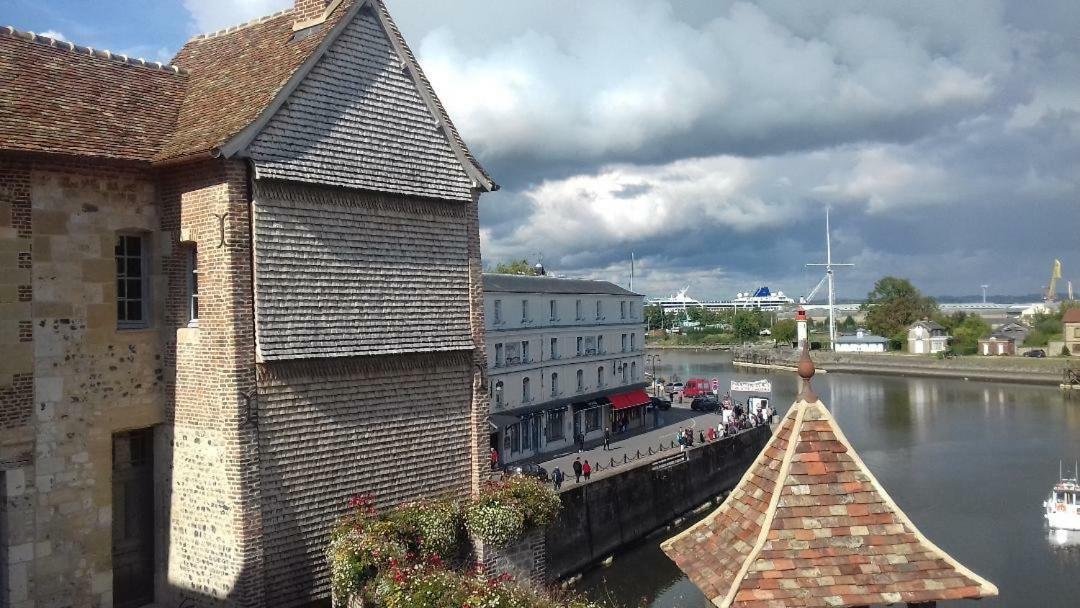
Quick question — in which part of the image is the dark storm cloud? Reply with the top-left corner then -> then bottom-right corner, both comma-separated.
195,0 -> 1080,299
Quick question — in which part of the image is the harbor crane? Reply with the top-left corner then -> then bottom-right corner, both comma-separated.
806,208 -> 853,349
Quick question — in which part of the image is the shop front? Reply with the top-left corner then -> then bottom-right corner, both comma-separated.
608,388 -> 652,434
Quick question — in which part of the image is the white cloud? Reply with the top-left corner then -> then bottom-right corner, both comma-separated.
39,30 -> 66,41
182,0 -> 291,34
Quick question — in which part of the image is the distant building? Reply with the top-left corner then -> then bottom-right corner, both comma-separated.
834,328 -> 888,353
1064,308 -> 1080,355
978,322 -> 1030,356
484,274 -> 647,463
908,320 -> 949,354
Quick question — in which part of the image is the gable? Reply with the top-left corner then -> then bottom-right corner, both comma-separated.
246,6 -> 475,200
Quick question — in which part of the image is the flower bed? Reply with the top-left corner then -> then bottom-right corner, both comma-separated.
328,479 -> 592,608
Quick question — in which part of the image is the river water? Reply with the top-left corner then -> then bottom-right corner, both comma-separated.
577,350 -> 1080,607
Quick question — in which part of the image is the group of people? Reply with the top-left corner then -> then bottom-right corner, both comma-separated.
675,396 -> 774,449
549,457 -> 591,490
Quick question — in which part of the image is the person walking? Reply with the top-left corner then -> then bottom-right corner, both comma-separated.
677,431 -> 685,451
577,431 -> 586,453
573,457 -> 583,483
582,459 -> 592,481
489,447 -> 499,472
552,467 -> 564,491
603,427 -> 611,451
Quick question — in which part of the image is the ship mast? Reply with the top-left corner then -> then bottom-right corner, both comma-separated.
806,208 -> 853,349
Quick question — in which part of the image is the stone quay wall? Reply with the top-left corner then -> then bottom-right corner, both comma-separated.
544,425 -> 771,582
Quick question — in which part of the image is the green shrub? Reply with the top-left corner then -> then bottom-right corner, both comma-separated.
387,496 -> 463,560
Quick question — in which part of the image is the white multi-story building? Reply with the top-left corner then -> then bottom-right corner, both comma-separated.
484,273 -> 648,464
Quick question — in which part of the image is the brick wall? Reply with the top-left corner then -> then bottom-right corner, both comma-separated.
0,158 -> 32,434
255,350 -> 473,606
157,159 -> 264,608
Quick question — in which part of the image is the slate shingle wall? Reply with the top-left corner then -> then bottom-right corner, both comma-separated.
255,351 -> 473,605
248,7 -> 474,201
252,180 -> 473,360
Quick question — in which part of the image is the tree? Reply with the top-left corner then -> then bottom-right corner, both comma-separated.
772,319 -> 797,345
840,315 -> 857,333
950,315 -> 991,355
493,259 -> 537,275
732,311 -> 761,343
860,277 -> 938,339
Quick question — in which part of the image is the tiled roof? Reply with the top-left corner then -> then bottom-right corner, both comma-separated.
910,320 -> 945,331
2,0 -> 494,189
1063,308 -> 1080,324
158,4 -> 352,162
661,394 -> 997,607
482,273 -> 640,296
0,26 -> 186,162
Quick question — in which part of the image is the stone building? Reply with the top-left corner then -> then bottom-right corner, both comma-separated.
907,320 -> 950,354
483,274 -> 647,464
1064,308 -> 1080,355
0,1 -> 494,607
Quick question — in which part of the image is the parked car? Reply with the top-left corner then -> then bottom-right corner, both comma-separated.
1024,349 -> 1047,358
672,382 -> 684,392
650,396 -> 672,411
690,396 -> 720,412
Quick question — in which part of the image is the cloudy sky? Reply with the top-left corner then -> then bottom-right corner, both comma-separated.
8,0 -> 1080,300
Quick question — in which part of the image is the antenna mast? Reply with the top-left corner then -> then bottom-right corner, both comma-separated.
630,252 -> 635,292
806,208 -> 854,349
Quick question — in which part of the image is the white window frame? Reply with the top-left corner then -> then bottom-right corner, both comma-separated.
187,246 -> 199,327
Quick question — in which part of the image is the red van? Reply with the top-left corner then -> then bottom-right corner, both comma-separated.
682,378 -> 711,398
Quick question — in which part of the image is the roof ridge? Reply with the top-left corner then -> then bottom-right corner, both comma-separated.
188,8 -> 294,41
0,25 -> 185,74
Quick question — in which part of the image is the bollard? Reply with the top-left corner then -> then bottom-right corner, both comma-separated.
648,446 -> 654,455
610,457 -> 616,467
623,454 -> 629,463
636,449 -> 642,459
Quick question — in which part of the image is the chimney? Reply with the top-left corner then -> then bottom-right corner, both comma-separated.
294,0 -> 331,27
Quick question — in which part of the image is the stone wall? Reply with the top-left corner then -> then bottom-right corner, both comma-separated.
544,425 -> 771,582
157,159 -> 264,608
0,159 -> 169,608
477,529 -> 547,587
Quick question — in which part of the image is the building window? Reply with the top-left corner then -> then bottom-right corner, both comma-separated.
522,299 -> 529,322
630,302 -> 636,318
546,409 -> 565,441
507,423 -> 520,454
597,336 -> 605,354
622,363 -> 629,384
522,377 -> 531,403
550,299 -> 558,321
551,372 -> 559,397
577,337 -> 583,357
621,301 -> 627,319
597,366 -> 604,388
596,300 -> 603,320
621,333 -> 628,352
494,343 -> 504,367
550,337 -> 559,359
1074,327 -> 1080,338
187,246 -> 199,326
631,333 -> 636,351
493,300 -> 502,323
521,340 -> 530,363
585,336 -> 596,355
585,407 -> 601,433
576,369 -> 584,392
495,381 -> 504,406
116,233 -> 148,328
576,299 -> 583,321
631,361 -> 637,381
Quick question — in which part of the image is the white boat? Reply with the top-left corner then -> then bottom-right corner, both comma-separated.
1044,466 -> 1080,531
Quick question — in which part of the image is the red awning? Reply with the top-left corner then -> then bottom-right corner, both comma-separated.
609,389 -> 651,410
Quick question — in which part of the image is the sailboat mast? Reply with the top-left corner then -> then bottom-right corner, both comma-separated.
826,209 -> 836,347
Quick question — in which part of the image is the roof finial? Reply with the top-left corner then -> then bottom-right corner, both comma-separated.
798,340 -> 818,402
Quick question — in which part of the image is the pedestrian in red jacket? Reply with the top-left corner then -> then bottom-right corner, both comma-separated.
582,460 -> 592,481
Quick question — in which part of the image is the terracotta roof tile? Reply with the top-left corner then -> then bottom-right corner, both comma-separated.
0,26 -> 186,162
661,396 -> 998,607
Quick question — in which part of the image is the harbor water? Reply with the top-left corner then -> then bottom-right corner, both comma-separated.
576,350 -> 1080,607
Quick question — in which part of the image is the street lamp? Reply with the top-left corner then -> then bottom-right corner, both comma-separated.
646,354 -> 661,396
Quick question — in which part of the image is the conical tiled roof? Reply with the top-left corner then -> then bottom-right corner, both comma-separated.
661,393 -> 997,607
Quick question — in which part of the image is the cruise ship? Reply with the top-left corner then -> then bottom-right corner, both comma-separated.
649,286 -> 795,313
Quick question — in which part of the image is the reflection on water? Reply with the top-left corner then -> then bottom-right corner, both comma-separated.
578,350 -> 1080,608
